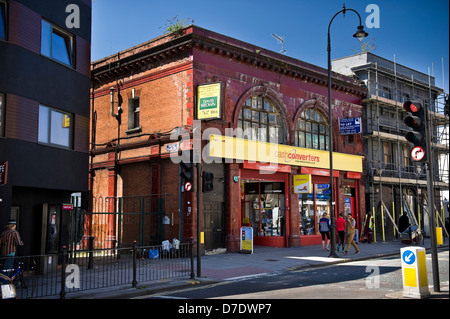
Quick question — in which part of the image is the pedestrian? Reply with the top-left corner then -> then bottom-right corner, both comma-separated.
336,212 -> 346,251
344,213 -> 359,255
0,220 -> 24,270
363,212 -> 373,243
399,213 -> 410,233
319,212 -> 331,251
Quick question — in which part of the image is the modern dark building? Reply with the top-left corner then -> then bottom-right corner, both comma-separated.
0,0 -> 91,255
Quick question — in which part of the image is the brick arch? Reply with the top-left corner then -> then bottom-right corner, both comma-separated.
232,85 -> 292,142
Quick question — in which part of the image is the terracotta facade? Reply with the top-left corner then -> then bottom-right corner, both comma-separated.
90,26 -> 367,252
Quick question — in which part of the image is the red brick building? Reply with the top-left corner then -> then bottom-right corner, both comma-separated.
90,26 -> 367,252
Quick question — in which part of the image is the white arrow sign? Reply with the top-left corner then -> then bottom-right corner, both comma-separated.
404,252 -> 414,262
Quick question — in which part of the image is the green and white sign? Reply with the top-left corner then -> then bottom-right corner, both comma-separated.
196,82 -> 222,120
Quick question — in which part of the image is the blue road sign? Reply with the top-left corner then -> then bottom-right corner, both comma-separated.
402,250 -> 416,265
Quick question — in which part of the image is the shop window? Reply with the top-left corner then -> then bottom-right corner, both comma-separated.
242,181 -> 285,237
0,2 -> 6,40
41,19 -> 74,67
295,108 -> 328,150
299,183 -> 331,235
38,105 -> 73,148
238,96 -> 285,144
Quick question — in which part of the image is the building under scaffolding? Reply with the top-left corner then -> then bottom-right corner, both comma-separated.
333,52 -> 449,242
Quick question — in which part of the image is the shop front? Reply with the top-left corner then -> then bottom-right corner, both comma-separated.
209,134 -> 364,248
240,162 -> 291,247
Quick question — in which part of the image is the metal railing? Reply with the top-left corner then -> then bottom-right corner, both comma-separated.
1,241 -> 195,299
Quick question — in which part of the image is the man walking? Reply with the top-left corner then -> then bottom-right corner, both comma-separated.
0,220 -> 24,269
343,213 -> 359,255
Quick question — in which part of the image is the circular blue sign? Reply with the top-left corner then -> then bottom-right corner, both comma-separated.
402,250 -> 416,265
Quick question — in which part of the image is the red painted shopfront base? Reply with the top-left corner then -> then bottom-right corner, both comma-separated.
254,236 -> 285,247
300,235 -> 322,246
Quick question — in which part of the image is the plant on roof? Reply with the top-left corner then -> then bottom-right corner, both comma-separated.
162,16 -> 193,36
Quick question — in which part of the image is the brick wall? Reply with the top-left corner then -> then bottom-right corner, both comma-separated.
91,27 -> 366,249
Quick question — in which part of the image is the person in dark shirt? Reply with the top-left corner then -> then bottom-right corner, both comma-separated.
399,213 -> 410,233
319,213 -> 331,251
0,219 -> 24,269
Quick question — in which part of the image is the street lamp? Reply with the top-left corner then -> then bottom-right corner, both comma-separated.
327,5 -> 368,258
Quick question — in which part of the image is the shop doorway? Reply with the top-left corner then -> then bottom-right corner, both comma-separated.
241,180 -> 285,242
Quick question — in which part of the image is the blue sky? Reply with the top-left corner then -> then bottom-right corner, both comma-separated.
92,0 -> 449,93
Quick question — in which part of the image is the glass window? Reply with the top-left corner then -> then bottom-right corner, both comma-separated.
0,2 -> 6,40
299,183 -> 331,235
41,20 -> 73,67
127,97 -> 140,130
39,105 -> 72,148
242,181 -> 285,237
296,109 -> 329,150
238,96 -> 285,144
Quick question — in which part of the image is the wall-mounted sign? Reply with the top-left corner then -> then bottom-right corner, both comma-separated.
0,161 -> 8,185
293,174 -> 312,194
196,82 -> 222,120
208,135 -> 363,173
161,142 -> 179,154
339,117 -> 361,135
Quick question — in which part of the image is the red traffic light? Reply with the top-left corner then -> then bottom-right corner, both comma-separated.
403,100 -> 422,113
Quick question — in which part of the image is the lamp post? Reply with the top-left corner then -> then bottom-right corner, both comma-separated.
327,5 -> 368,258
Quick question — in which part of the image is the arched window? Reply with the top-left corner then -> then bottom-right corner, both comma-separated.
295,108 -> 328,150
237,96 -> 285,144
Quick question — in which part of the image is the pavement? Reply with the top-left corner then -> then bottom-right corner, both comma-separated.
60,237 -> 448,300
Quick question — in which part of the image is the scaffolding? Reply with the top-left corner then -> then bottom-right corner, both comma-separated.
360,55 -> 449,242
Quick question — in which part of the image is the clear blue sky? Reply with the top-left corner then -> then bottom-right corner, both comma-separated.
92,0 -> 449,93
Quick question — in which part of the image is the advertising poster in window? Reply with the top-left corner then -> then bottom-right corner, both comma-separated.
196,82 -> 222,120
293,174 -> 312,194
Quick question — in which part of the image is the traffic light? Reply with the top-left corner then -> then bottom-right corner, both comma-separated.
180,151 -> 194,191
202,171 -> 214,193
403,100 -> 426,162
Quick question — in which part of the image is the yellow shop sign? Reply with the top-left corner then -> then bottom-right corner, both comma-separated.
208,134 -> 362,173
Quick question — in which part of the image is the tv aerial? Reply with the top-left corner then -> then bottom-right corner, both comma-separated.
272,33 -> 286,55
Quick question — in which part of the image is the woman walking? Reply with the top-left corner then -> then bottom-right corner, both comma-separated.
343,213 -> 360,255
